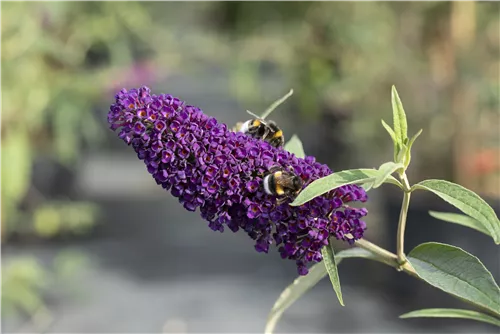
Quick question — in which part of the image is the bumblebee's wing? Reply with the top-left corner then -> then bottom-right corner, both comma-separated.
245,110 -> 268,125
245,109 -> 261,119
267,120 -> 278,128
281,174 -> 297,186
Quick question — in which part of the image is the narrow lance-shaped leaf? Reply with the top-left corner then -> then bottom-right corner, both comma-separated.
1,125 -> 32,203
400,308 -> 500,328
245,109 -> 262,119
264,246 -> 386,334
321,245 -> 344,306
391,85 -> 408,144
381,119 -> 399,162
381,119 -> 397,143
284,135 -> 305,159
361,181 -> 374,192
264,263 -> 327,334
396,143 -> 408,163
403,129 -> 423,169
407,242 -> 500,316
429,211 -> 491,237
373,162 -> 404,189
336,246 -> 389,263
412,179 -> 500,244
291,168 -> 402,206
260,89 -> 294,120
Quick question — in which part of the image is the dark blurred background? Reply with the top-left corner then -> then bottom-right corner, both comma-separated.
2,2 -> 499,333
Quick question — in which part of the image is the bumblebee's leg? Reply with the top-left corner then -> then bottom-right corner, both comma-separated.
284,188 -> 297,198
261,126 -> 270,140
276,136 -> 285,148
276,192 -> 296,205
276,197 -> 287,205
286,165 -> 296,173
262,127 -> 269,140
277,189 -> 294,205
247,126 -> 259,135
269,136 -> 284,148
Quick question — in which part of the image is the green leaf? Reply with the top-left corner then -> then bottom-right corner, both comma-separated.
395,143 -> 408,165
381,119 -> 399,162
391,85 -> 408,144
80,106 -> 105,147
412,180 -> 500,244
321,245 -> 344,306
245,109 -> 262,119
337,246 -> 398,267
400,308 -> 500,327
429,211 -> 491,237
336,247 -> 378,261
361,181 -> 375,192
54,102 -> 80,166
284,135 -> 305,159
381,119 -> 397,143
338,246 -> 397,266
260,89 -> 294,120
407,242 -> 500,316
264,246 -> 382,334
373,162 -> 405,189
291,168 -> 402,206
264,263 -> 327,334
1,125 -> 31,204
403,129 -> 423,168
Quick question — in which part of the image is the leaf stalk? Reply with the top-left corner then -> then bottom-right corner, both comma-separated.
396,173 -> 412,267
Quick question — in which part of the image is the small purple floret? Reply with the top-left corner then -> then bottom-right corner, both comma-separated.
107,86 -> 368,276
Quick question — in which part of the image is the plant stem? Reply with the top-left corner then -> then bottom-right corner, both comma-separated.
355,239 -> 494,316
355,239 -> 417,277
396,173 -> 412,267
355,239 -> 398,262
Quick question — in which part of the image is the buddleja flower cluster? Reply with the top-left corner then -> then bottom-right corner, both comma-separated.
108,86 -> 368,275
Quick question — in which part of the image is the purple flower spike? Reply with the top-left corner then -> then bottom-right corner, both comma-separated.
247,203 -> 262,219
246,180 -> 260,193
108,86 -> 368,276
133,121 -> 146,135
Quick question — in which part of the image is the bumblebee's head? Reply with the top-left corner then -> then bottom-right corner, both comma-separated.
292,175 -> 304,192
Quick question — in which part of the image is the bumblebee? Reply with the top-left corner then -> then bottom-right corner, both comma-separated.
239,117 -> 285,148
263,166 -> 304,204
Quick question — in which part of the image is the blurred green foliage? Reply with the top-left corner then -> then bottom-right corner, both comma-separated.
1,1 -> 163,320
2,251 -> 89,324
2,258 -> 48,317
1,1 -> 159,237
32,202 -> 98,238
1,0 -> 498,324
210,2 -> 499,188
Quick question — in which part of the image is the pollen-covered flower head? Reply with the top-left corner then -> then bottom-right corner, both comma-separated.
108,86 -> 368,275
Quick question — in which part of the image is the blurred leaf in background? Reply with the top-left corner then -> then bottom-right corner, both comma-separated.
208,2 -> 499,195
1,258 -> 48,317
2,251 -> 91,330
1,1 -> 183,236
1,1 -> 498,329
1,1 -> 167,322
